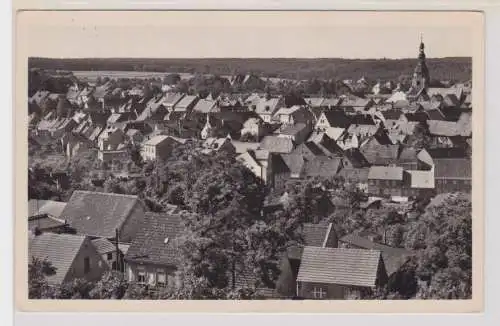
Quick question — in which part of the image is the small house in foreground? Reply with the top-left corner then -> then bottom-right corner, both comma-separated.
28,233 -> 108,285
59,191 -> 146,243
296,247 -> 388,299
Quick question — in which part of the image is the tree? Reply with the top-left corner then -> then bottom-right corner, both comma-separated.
56,278 -> 95,299
28,257 -> 57,299
407,193 -> 472,299
89,271 -> 128,299
127,143 -> 143,168
176,152 -> 298,295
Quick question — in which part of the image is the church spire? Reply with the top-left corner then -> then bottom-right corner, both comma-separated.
408,34 -> 430,97
418,33 -> 426,60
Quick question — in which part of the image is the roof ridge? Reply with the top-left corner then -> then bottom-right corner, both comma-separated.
304,246 -> 381,254
322,223 -> 333,248
71,190 -> 139,199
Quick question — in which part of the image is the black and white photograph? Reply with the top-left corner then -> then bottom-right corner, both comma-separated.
17,10 -> 482,308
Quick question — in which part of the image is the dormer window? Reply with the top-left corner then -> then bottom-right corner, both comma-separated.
265,105 -> 270,111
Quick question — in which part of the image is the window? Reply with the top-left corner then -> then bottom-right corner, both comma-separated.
107,253 -> 113,261
312,286 -> 327,299
83,257 -> 90,274
137,270 -> 146,284
157,272 -> 167,287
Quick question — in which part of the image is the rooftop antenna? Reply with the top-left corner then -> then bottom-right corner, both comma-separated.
420,33 -> 423,43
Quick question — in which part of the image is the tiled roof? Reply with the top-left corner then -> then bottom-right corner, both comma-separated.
307,132 -> 343,157
433,158 -> 472,180
280,123 -> 308,136
231,141 -> 261,154
28,233 -> 87,284
381,109 -> 403,120
323,127 -> 346,141
406,170 -> 435,188
360,137 -> 400,165
426,108 -> 446,121
287,223 -> 336,260
320,110 -> 351,128
323,98 -> 343,107
280,153 -> 305,177
28,199 -> 67,218
143,135 -> 170,146
163,93 -> 185,107
91,237 -> 117,255
339,233 -> 413,275
294,142 -> 327,158
397,146 -> 419,163
305,97 -> 326,107
28,215 -> 67,232
428,120 -> 471,137
255,97 -> 282,115
260,136 -> 295,154
302,157 -> 342,178
60,190 -> 140,238
297,247 -> 382,287
426,147 -> 468,159
368,166 -> 404,180
174,95 -> 198,111
343,149 -> 370,168
192,99 -> 217,113
404,112 -> 429,122
125,211 -> 186,266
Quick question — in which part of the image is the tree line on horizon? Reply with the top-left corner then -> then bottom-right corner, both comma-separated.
28,57 -> 472,83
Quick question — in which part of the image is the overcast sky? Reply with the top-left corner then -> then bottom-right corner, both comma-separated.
17,11 -> 480,59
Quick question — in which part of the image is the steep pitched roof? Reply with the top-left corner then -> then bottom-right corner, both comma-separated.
174,95 -> 198,111
428,120 -> 472,137
426,147 -> 468,159
433,158 -> 472,180
125,211 -> 186,266
28,215 -> 68,232
28,233 -> 87,284
192,99 -> 217,113
360,137 -> 400,165
260,136 -> 295,154
297,247 -> 383,287
280,123 -> 309,137
28,199 -> 67,218
343,148 -> 370,168
368,166 -> 404,180
302,157 -> 342,178
254,97 -> 282,115
231,141 -> 261,154
60,191 -> 140,238
143,135 -> 170,146
163,92 -> 185,107
320,110 -> 351,128
305,97 -> 326,107
287,223 -> 337,260
91,238 -> 117,255
406,170 -> 435,188
339,233 -> 413,275
280,153 -> 305,177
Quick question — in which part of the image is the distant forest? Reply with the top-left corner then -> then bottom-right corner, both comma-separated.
29,57 -> 472,83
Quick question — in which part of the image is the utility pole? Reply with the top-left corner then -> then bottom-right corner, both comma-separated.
115,228 -> 121,272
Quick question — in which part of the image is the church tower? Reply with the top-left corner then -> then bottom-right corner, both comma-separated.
410,35 -> 430,93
